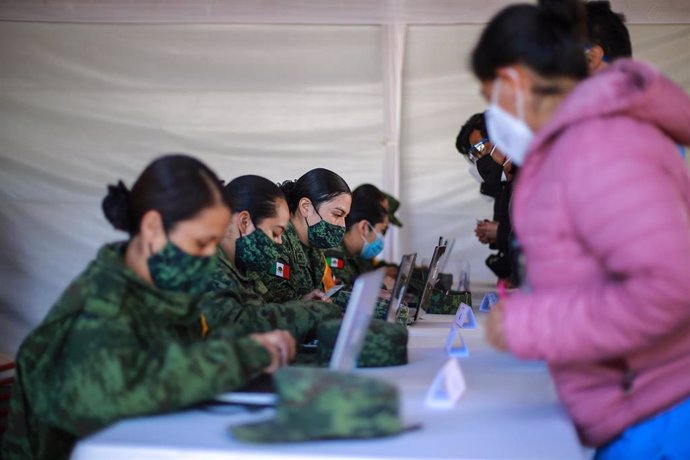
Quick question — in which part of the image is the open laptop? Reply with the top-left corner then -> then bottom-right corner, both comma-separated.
385,253 -> 417,323
215,268 -> 386,405
410,242 -> 447,324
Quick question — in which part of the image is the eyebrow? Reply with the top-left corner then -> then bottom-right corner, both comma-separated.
333,207 -> 346,214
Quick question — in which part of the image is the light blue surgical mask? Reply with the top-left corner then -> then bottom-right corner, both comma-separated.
360,224 -> 385,260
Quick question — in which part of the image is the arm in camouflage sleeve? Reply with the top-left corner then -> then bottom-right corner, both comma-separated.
34,314 -> 271,437
200,291 -> 342,343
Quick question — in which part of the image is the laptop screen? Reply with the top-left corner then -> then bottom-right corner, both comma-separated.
386,253 -> 417,323
412,244 -> 447,322
329,268 -> 386,372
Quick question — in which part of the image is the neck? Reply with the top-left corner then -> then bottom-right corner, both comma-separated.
291,214 -> 310,247
124,235 -> 153,285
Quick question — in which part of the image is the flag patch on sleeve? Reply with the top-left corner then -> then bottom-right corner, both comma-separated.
327,257 -> 344,269
269,261 -> 290,280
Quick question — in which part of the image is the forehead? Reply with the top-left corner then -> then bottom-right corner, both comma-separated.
319,193 -> 352,211
173,204 -> 230,237
468,129 -> 485,145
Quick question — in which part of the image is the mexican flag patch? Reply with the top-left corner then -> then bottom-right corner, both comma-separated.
270,261 -> 290,280
327,257 -> 344,269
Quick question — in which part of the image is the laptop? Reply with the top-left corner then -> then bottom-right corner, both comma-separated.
385,253 -> 417,323
438,238 -> 456,274
410,241 -> 447,324
215,268 -> 386,405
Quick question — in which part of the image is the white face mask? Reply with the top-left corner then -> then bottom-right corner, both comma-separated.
485,71 -> 534,166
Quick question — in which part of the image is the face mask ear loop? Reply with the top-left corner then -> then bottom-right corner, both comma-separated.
488,144 -> 497,158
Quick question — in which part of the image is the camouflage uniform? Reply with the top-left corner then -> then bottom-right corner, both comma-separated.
323,243 -> 361,287
200,247 -> 342,342
246,222 -> 326,303
1,243 -> 271,460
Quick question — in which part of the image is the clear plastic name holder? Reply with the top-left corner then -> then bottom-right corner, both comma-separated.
425,358 -> 467,409
480,292 -> 499,312
444,303 -> 476,357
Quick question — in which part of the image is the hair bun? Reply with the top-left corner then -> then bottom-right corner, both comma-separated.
102,180 -> 132,232
278,179 -> 297,198
538,0 -> 586,41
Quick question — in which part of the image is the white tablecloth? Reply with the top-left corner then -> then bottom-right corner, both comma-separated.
71,313 -> 585,460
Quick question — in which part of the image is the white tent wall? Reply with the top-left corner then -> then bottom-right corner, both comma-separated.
1,18 -> 689,354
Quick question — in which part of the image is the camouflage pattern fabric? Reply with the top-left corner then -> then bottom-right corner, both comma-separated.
316,319 -> 408,367
1,243 -> 271,460
246,223 -> 326,303
231,367 -> 404,443
384,193 -> 403,228
234,227 -> 282,273
306,218 -> 346,249
425,289 -> 473,315
323,243 -> 360,287
200,247 -> 342,343
330,288 -> 408,326
147,240 -> 217,295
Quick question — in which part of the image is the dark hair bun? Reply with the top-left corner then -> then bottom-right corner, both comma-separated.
102,180 -> 132,232
279,179 -> 297,198
538,0 -> 586,40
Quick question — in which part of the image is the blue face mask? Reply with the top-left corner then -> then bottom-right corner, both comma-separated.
360,224 -> 385,260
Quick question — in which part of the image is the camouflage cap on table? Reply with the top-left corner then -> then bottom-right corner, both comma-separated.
231,367 -> 404,443
316,318 -> 408,367
425,289 -> 472,314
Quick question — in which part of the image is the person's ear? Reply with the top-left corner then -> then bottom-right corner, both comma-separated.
140,210 -> 166,253
586,45 -> 606,72
358,220 -> 370,236
237,210 -> 253,234
298,197 -> 313,219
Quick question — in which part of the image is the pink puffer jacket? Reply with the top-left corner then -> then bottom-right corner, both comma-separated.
504,59 -> 690,447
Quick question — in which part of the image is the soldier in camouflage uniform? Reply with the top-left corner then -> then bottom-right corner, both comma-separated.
324,193 -> 388,287
1,156 -> 296,460
351,185 -> 404,275
200,175 -> 342,341
246,168 -> 352,303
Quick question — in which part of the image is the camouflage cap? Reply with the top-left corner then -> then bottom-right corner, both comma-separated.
317,318 -> 408,367
425,289 -> 472,314
231,367 -> 404,443
384,193 -> 403,228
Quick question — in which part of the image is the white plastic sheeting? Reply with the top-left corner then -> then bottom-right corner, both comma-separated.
1,0 -> 690,24
1,20 -> 690,354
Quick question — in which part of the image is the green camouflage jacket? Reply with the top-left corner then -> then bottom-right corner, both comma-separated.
200,247 -> 342,342
1,243 -> 271,460
323,243 -> 360,287
246,222 -> 326,303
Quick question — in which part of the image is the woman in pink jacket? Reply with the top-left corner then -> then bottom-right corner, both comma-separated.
472,0 -> 690,458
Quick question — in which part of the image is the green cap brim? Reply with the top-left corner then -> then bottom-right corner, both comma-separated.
388,214 -> 403,227
231,419 -> 315,443
231,418 -> 407,444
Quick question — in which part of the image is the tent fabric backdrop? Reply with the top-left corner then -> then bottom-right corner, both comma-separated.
1,21 -> 690,355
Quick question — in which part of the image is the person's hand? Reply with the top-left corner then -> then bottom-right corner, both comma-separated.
302,289 -> 331,302
485,301 -> 509,351
378,289 -> 392,301
250,330 -> 297,374
382,275 -> 396,291
476,221 -> 499,244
